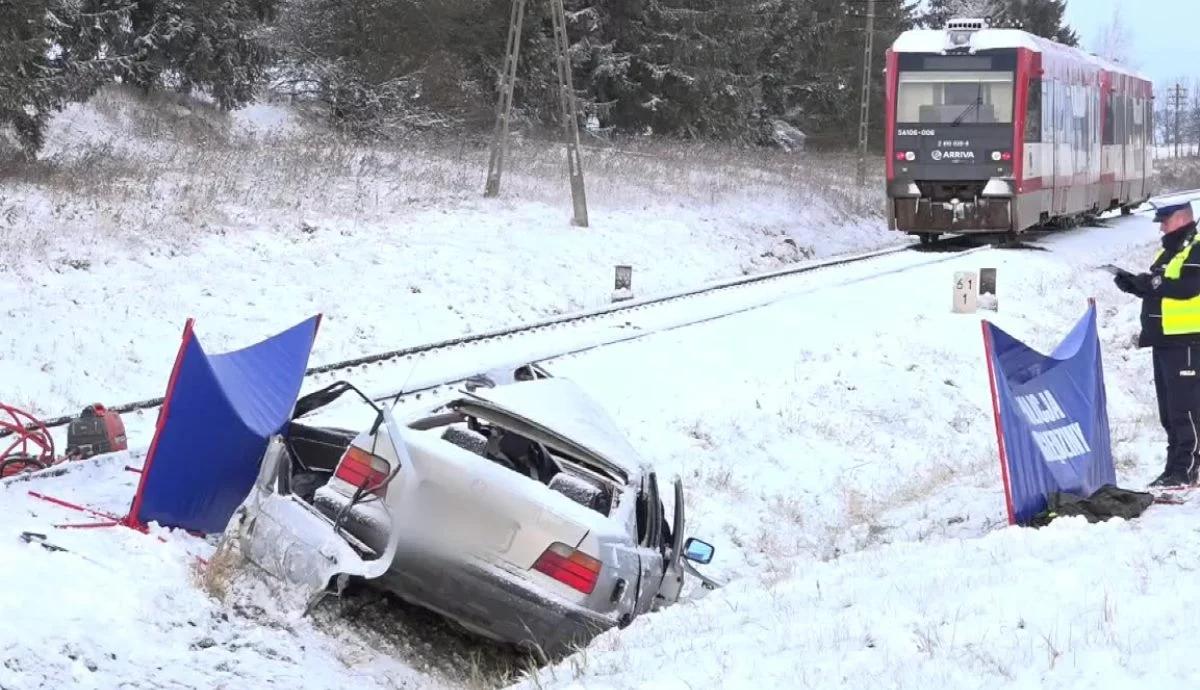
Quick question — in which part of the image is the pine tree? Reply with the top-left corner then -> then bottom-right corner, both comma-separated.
54,1 -> 138,99
0,0 -> 57,153
274,0 -> 513,133
116,0 -> 280,109
633,0 -> 767,138
563,0 -> 638,132
760,0 -> 915,148
1008,0 -> 1076,45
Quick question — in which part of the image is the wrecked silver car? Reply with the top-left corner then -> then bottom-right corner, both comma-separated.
228,370 -> 717,654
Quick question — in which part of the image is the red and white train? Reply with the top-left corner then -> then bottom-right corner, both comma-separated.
885,19 -> 1154,242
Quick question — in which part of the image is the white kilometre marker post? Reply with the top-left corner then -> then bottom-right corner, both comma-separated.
612,265 -> 633,303
953,271 -> 979,314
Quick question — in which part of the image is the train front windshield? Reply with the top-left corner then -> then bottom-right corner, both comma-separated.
897,71 -> 1014,124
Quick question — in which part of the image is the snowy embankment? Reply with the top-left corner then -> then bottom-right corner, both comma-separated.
0,87 -> 888,417
518,222 -> 1185,689
525,512 -> 1200,689
3,209 -> 1171,689
0,88 -> 1185,689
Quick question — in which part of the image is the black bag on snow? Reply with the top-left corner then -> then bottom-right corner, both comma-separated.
1030,484 -> 1155,527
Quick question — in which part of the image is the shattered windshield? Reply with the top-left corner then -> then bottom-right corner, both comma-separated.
897,71 -> 1014,124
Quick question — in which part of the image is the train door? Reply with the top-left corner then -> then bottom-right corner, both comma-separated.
1053,80 -> 1069,215
1049,79 -> 1060,214
1132,96 -> 1145,200
1116,91 -> 1128,202
1041,78 -> 1054,219
1146,98 -> 1155,197
1092,86 -> 1102,211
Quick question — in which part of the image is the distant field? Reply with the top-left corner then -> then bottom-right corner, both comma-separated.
0,87 -> 886,265
1154,155 -> 1200,193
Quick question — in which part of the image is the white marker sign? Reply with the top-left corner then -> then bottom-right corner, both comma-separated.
953,271 -> 978,314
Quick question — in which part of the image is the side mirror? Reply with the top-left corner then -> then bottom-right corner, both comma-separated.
683,537 -> 715,565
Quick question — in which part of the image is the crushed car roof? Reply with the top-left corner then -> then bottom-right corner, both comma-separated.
464,379 -> 645,480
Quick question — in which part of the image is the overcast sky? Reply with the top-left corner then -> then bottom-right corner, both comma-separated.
1065,0 -> 1200,87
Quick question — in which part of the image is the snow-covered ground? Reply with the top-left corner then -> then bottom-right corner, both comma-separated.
0,87 -> 887,417
517,218 -> 1181,689
1,89 -> 1190,689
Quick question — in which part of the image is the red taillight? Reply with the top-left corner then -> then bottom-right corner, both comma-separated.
533,543 -> 601,594
895,152 -> 906,161
1001,151 -> 1013,161
334,446 -> 391,496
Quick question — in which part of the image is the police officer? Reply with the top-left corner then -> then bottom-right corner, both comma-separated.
1114,201 -> 1200,487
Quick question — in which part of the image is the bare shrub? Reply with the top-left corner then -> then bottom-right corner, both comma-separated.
194,534 -> 244,601
1153,156 -> 1200,194
2,87 -> 886,267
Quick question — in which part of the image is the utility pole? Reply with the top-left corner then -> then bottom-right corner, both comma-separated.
484,0 -> 589,227
856,0 -> 876,187
548,0 -> 588,226
484,0 -> 526,199
1171,83 -> 1188,159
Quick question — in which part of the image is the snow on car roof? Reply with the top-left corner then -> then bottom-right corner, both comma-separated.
467,379 -> 645,479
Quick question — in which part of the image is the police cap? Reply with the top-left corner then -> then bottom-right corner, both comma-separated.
1153,202 -> 1193,222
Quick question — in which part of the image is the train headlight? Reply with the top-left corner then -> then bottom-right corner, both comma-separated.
991,151 -> 1002,162
905,151 -> 916,162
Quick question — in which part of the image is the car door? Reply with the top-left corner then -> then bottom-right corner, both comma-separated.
631,473 -> 664,615
652,478 -> 687,609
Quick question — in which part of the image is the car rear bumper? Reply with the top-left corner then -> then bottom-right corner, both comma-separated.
312,487 -> 615,653
377,549 -> 615,654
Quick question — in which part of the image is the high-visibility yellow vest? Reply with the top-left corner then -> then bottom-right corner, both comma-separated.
1158,235 -> 1200,335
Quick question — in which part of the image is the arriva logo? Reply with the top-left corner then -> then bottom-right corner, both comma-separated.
931,150 -> 975,161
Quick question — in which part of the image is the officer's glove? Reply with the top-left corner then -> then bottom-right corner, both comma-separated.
1114,270 -> 1153,297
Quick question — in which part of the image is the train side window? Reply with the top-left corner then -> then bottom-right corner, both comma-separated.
1103,92 -> 1115,145
1115,94 -> 1127,145
1133,98 -> 1145,171
1060,82 -> 1069,135
1024,78 -> 1042,142
1042,80 -> 1053,143
1127,97 -> 1137,146
1148,103 -> 1156,147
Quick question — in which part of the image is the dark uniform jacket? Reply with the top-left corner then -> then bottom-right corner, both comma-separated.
1139,222 -> 1200,348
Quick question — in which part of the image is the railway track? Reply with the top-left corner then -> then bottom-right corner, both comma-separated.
5,237 -> 987,436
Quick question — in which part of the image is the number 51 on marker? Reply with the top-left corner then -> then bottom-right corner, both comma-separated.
953,271 -> 978,314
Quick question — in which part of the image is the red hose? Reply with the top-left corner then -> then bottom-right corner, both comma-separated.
0,404 -> 55,478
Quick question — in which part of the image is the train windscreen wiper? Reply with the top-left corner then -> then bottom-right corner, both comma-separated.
950,96 -> 984,126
